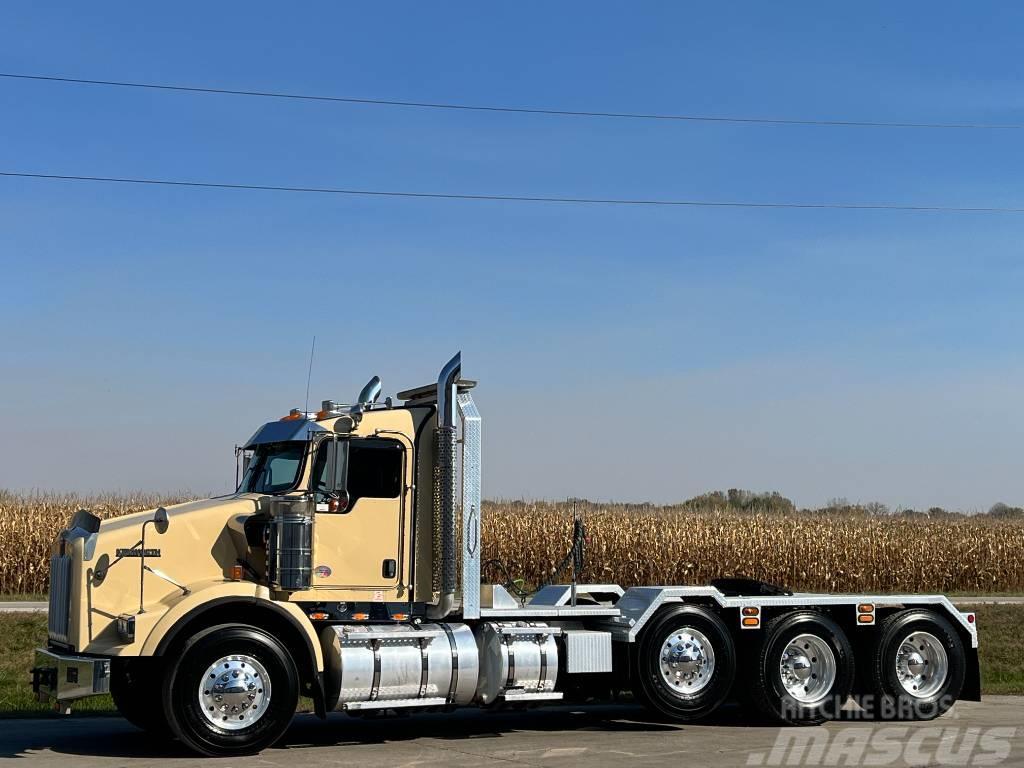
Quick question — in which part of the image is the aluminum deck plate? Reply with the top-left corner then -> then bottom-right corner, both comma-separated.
479,605 -> 621,618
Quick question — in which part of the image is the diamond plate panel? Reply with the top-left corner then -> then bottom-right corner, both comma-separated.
458,392 -> 481,619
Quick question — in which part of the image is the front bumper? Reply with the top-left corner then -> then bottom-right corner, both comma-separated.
31,648 -> 110,704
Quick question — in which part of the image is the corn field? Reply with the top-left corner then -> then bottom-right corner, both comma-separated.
2,491 -> 1023,595
483,500 -> 1024,595
0,491 -> 196,595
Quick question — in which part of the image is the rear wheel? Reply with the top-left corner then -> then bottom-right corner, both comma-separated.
869,610 -> 965,721
163,624 -> 299,756
634,605 -> 737,721
110,658 -> 172,737
753,611 -> 854,725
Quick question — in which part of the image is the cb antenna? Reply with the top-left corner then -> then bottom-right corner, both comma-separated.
304,335 -> 316,414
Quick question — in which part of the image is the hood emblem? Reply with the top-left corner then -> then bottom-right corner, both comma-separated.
116,547 -> 161,558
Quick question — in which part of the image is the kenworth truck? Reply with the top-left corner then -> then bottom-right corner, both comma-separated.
33,353 -> 980,756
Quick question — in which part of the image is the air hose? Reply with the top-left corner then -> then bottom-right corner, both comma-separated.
482,515 -> 587,600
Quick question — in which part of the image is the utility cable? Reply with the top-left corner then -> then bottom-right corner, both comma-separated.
2,72 -> 1022,131
3,171 -> 1024,214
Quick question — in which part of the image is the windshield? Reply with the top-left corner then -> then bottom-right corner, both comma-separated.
240,441 -> 307,494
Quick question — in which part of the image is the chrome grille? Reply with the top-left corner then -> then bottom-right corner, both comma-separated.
47,554 -> 72,643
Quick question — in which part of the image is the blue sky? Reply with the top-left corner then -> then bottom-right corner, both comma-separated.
1,2 -> 1023,509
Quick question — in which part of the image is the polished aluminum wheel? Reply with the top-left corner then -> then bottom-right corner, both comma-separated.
895,631 -> 948,698
779,633 -> 836,704
198,654 -> 271,731
659,627 -> 717,696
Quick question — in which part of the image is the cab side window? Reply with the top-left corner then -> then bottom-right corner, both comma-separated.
347,439 -> 403,504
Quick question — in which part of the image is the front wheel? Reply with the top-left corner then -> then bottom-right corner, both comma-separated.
163,624 -> 299,756
634,604 -> 737,721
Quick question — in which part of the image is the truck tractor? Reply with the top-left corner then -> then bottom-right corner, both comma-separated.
33,353 -> 980,756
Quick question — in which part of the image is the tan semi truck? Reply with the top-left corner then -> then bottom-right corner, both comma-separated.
33,353 -> 980,756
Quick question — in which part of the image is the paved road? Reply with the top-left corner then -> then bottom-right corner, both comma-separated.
5,597 -> 1024,614
0,602 -> 46,613
1,698 -> 1021,767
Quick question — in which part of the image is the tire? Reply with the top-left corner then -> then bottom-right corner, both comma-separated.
634,605 -> 737,721
110,658 -> 173,737
163,624 -> 299,756
869,609 -> 965,721
753,611 -> 854,725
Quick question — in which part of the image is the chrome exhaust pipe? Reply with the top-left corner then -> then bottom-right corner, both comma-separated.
428,352 -> 460,619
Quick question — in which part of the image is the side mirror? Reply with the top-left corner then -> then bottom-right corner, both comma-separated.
153,507 -> 170,535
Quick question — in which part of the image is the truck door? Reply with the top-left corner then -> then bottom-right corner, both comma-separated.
311,437 -> 407,595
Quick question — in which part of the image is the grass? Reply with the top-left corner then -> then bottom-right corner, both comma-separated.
0,612 -> 114,716
964,604 -> 1024,695
1,606 -> 1019,717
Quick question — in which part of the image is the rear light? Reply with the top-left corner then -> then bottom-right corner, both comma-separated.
967,613 -> 976,624
856,603 -> 875,625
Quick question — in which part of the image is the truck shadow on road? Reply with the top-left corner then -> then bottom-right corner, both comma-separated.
1,703 -> 772,760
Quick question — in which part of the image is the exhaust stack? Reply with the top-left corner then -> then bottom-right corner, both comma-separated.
430,353 -> 461,618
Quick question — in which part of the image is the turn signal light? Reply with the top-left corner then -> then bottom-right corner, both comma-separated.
741,616 -> 760,628
858,613 -> 875,624
857,603 -> 875,613
229,565 -> 244,581
328,492 -> 350,513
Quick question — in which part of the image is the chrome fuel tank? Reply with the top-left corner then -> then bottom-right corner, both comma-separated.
320,623 -> 478,710
474,622 -> 560,705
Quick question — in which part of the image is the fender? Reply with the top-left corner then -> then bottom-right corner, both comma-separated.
140,581 -> 324,673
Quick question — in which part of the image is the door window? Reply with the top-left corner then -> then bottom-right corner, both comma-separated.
348,440 -> 403,503
312,438 -> 402,506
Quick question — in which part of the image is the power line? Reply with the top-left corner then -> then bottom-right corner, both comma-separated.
3,170 -> 1024,213
2,72 -> 1022,131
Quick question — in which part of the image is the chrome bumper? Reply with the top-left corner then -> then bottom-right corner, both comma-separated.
31,648 -> 110,703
